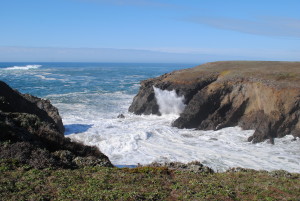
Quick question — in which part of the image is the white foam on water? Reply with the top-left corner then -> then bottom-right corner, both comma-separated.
35,75 -> 57,81
54,91 -> 300,173
2,63 -> 298,172
4,64 -> 42,70
153,87 -> 186,115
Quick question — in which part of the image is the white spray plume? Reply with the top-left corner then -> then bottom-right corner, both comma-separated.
153,86 -> 186,115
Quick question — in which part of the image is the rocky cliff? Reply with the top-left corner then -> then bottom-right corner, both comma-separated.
129,61 -> 300,143
0,81 -> 112,168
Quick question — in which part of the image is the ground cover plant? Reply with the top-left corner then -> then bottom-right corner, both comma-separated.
1,159 -> 299,200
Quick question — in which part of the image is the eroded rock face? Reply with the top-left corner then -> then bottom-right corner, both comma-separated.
128,72 -> 218,115
23,93 -> 65,134
0,81 -> 64,134
129,61 -> 300,143
0,81 -> 113,168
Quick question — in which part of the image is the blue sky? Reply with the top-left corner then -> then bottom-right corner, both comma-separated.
0,0 -> 300,62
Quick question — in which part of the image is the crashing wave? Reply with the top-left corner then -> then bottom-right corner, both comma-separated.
153,86 -> 186,115
4,65 -> 42,70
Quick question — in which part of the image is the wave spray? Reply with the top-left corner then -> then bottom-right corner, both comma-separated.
153,87 -> 186,115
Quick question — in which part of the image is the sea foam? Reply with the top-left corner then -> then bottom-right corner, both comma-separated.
153,87 -> 186,115
35,75 -> 57,81
2,62 -> 298,173
60,91 -> 300,173
4,64 -> 42,70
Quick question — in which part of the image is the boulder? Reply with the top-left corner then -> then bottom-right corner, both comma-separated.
117,114 -> 125,118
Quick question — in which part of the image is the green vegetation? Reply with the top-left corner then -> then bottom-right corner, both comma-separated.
1,159 -> 299,200
274,72 -> 298,81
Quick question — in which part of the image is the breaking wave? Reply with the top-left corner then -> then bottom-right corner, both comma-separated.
153,87 -> 186,115
4,65 -> 42,70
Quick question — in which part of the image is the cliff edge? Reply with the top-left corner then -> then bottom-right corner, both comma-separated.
129,61 -> 300,143
0,81 -> 112,168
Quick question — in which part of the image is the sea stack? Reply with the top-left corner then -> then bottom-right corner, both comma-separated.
129,61 -> 300,143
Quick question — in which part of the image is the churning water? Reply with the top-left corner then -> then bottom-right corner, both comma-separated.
0,62 -> 299,172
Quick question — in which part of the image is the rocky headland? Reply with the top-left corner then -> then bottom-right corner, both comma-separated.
0,81 -> 112,169
129,61 -> 300,143
1,70 -> 300,200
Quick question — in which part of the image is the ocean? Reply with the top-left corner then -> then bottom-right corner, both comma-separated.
0,62 -> 299,172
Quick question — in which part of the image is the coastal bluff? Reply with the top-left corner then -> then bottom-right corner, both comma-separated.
129,61 -> 300,143
0,81 -> 112,168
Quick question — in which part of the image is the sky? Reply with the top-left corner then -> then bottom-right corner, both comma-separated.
0,0 -> 300,63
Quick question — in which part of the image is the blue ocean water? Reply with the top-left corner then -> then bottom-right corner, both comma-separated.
0,62 -> 192,97
1,62 -> 299,172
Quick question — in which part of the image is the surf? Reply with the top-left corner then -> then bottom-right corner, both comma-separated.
4,64 -> 42,70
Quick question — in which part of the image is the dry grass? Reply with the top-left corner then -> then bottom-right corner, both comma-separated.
163,61 -> 300,87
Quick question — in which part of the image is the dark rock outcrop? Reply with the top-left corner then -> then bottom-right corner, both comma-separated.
129,71 -> 218,115
117,114 -> 125,118
0,80 -> 113,169
129,61 -> 300,143
144,161 -> 214,174
0,81 -> 64,134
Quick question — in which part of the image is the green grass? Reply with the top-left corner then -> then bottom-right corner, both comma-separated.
0,159 -> 299,200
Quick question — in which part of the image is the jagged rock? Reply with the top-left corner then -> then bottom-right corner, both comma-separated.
53,150 -> 110,167
23,93 -> 65,134
129,78 -> 161,115
226,167 -> 261,173
117,114 -> 125,118
268,170 -> 294,178
145,161 -> 214,174
73,156 -> 113,168
0,80 -> 113,169
129,61 -> 300,143
0,81 -> 64,134
129,71 -> 218,115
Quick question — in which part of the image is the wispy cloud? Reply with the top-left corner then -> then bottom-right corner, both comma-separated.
0,46 -> 203,62
186,16 -> 300,38
145,47 -> 300,60
0,46 -> 299,62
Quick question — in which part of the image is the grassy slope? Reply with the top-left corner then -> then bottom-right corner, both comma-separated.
1,160 -> 299,200
165,61 -> 300,87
